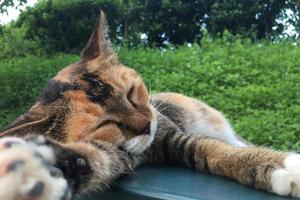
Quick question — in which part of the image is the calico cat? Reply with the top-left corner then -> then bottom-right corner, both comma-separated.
0,11 -> 300,200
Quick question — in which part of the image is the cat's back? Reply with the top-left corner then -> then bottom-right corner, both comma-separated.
150,92 -> 222,131
151,93 -> 246,146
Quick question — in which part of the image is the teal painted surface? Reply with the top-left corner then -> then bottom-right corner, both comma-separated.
79,166 -> 297,200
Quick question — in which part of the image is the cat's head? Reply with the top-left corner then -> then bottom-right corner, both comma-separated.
0,11 -> 157,154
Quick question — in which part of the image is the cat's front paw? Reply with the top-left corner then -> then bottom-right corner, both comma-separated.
271,154 -> 300,198
0,136 -> 71,200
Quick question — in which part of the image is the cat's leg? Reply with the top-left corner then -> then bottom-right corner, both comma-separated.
52,140 -> 142,195
0,136 -> 71,200
146,115 -> 300,198
152,93 -> 248,147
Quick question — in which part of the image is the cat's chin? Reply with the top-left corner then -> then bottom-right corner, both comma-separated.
123,116 -> 157,154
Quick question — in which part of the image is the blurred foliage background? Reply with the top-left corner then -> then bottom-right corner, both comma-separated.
1,0 -> 300,55
0,0 -> 299,150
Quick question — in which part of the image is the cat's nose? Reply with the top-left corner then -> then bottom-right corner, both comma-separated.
122,113 -> 151,135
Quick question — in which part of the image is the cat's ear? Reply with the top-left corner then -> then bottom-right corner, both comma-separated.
0,104 -> 51,137
81,10 -> 115,61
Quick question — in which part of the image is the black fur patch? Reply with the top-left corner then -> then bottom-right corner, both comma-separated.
151,99 -> 185,131
38,80 -> 79,104
179,136 -> 190,165
188,139 -> 197,169
172,134 -> 185,163
162,129 -> 174,164
49,142 -> 93,192
81,73 -> 113,104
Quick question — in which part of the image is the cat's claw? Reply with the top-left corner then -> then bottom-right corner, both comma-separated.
0,136 -> 71,200
271,154 -> 300,198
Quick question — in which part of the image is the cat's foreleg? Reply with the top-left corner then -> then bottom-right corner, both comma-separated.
146,115 -> 300,198
0,136 -> 142,200
52,140 -> 142,195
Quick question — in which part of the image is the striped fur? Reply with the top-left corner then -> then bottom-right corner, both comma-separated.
145,114 -> 286,193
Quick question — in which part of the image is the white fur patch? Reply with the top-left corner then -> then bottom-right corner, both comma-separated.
271,154 -> 300,198
187,118 -> 247,147
29,144 -> 55,162
124,115 -> 158,154
49,177 -> 70,200
0,137 -> 26,145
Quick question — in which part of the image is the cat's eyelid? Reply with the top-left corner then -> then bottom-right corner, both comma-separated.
127,86 -> 139,109
127,85 -> 135,99
95,120 -> 115,130
95,115 -> 119,129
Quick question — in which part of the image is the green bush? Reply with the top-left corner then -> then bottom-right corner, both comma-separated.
0,39 -> 299,150
0,54 -> 78,128
0,25 -> 44,59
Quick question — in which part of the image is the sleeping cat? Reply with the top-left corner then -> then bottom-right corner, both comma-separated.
0,11 -> 300,200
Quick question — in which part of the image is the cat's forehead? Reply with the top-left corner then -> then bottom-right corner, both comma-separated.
54,63 -> 82,83
53,60 -> 108,83
38,61 -> 139,105
54,60 -> 137,82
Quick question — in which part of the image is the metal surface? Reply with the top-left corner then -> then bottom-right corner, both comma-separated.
80,166 -> 296,200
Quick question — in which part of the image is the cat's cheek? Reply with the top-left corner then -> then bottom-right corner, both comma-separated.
123,134 -> 155,154
80,123 -> 126,146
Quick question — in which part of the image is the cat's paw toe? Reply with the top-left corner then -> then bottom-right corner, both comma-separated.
271,154 -> 300,198
0,137 -> 25,151
0,136 -> 71,200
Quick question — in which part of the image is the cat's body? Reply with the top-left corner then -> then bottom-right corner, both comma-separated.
0,11 -> 300,200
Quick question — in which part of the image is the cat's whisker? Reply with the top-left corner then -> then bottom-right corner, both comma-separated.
148,81 -> 153,95
156,105 -> 165,113
39,105 -> 69,109
152,100 -> 166,113
154,79 -> 160,94
151,99 -> 162,110
150,96 -> 157,106
157,106 -> 167,114
160,85 -> 173,93
156,101 -> 165,109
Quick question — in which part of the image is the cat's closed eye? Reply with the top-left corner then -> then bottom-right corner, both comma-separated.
96,119 -> 133,135
127,86 -> 138,109
95,120 -> 114,129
